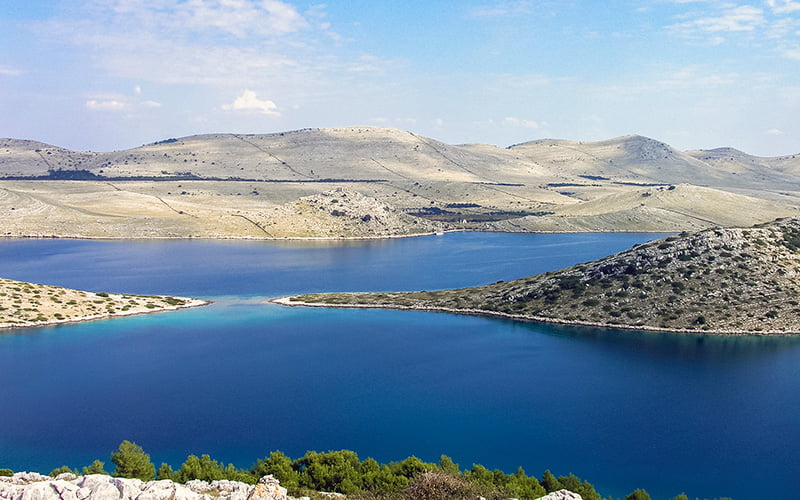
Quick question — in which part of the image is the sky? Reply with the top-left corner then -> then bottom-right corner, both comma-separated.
0,0 -> 798,155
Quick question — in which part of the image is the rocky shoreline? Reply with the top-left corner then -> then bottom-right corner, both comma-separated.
0,298 -> 209,331
271,297 -> 789,336
0,472 -> 583,500
274,217 -> 800,336
0,472 -> 292,500
0,277 -> 209,331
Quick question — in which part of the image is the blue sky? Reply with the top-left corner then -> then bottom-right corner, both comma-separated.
1,0 -> 798,155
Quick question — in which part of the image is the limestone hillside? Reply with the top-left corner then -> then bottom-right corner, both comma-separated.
1,128 -> 799,237
0,473 -> 291,500
0,278 -> 206,329
287,217 -> 800,334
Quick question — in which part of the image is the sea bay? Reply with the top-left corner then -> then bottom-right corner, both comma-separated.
1,232 -> 799,500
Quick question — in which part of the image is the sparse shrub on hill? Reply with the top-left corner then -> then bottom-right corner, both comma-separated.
81,459 -> 108,475
396,471 -> 502,500
49,465 -> 77,477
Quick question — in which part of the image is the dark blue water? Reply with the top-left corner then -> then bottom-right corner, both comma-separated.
1,233 -> 799,500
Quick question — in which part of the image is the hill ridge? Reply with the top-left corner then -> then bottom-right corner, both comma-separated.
2,127 -> 799,238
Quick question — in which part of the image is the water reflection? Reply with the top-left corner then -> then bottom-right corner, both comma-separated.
531,321 -> 800,361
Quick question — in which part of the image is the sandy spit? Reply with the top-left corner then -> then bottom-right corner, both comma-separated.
0,298 -> 210,331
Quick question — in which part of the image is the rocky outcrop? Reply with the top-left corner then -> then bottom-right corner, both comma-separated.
0,473 -> 289,500
537,490 -> 583,500
263,188 -> 444,238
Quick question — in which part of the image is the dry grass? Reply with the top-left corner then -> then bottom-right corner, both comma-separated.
0,278 -> 206,329
2,129 -> 800,238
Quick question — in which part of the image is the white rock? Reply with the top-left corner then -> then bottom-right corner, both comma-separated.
538,489 -> 583,500
75,475 -> 124,499
137,479 -> 202,500
110,476 -> 144,499
184,479 -> 212,493
246,475 -> 288,500
0,474 -> 291,500
19,481 -> 59,500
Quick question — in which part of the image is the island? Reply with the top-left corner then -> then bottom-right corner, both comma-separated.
277,217 -> 800,335
0,277 -> 207,330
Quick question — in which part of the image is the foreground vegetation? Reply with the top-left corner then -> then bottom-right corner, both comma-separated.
0,440 -> 733,500
287,218 -> 800,334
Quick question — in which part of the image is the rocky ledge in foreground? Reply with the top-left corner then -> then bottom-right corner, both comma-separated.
0,472 -> 583,500
282,217 -> 800,334
0,472 -> 291,500
0,278 -> 207,330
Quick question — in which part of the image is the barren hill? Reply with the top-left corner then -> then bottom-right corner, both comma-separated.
1,128 -> 799,237
285,217 -> 800,334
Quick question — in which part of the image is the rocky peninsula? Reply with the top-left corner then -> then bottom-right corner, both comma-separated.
0,277 -> 207,330
280,217 -> 800,335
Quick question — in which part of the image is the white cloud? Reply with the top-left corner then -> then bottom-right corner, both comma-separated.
222,89 -> 280,116
664,0 -> 800,59
85,90 -> 162,112
504,117 -> 540,128
41,0 -> 328,88
784,47 -> 800,58
668,5 -> 764,35
471,1 -> 535,17
0,65 -> 23,76
86,99 -> 128,111
92,0 -> 308,38
766,128 -> 785,135
768,0 -> 800,14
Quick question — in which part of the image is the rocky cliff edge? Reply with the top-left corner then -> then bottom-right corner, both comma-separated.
0,472 -> 291,500
0,472 -> 583,500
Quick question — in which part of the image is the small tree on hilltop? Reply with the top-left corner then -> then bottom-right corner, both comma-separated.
111,440 -> 155,481
82,459 -> 108,475
626,488 -> 652,500
541,470 -> 563,493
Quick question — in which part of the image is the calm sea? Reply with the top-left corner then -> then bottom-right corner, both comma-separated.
0,233 -> 799,500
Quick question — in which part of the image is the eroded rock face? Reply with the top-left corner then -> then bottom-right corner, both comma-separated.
0,473 -> 290,500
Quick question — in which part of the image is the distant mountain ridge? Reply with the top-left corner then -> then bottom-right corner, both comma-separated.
2,129 -> 796,183
1,127 -> 799,238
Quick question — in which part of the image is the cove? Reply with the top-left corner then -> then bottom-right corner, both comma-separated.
1,232 -> 799,500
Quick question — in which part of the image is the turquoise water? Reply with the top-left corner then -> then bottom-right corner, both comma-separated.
1,233 -> 799,500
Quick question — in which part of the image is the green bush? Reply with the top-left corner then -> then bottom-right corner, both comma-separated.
626,488 -> 651,500
49,465 -> 77,477
29,442 -> 716,500
111,440 -> 155,481
82,460 -> 108,475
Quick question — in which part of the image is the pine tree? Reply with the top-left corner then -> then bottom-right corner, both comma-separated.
626,488 -> 652,500
111,440 -> 155,481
